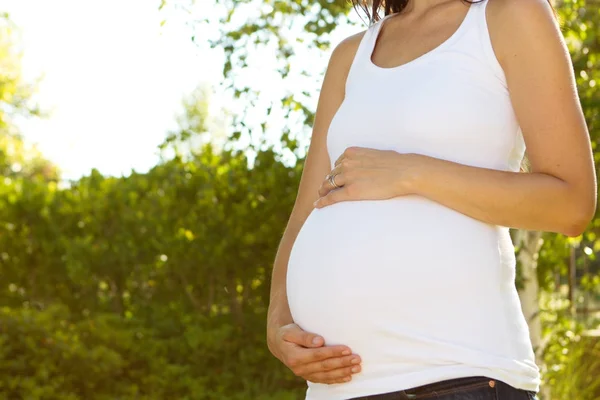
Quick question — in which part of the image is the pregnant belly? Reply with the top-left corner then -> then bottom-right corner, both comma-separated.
286,196 -> 516,366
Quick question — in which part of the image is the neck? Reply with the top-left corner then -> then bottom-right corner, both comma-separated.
402,0 -> 453,14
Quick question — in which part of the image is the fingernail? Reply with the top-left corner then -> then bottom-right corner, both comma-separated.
312,337 -> 322,345
351,358 -> 360,364
342,350 -> 351,356
344,376 -> 352,382
351,366 -> 360,373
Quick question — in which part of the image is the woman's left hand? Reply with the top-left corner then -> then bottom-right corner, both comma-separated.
314,146 -> 423,208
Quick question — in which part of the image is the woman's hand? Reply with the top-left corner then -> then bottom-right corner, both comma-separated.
269,323 -> 362,384
314,147 -> 421,208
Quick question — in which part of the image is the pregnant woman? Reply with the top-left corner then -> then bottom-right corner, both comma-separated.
267,0 -> 596,399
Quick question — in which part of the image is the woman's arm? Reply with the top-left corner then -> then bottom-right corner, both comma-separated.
315,0 -> 596,237
409,154 -> 594,237
267,32 -> 364,384
410,0 -> 596,236
267,37 -> 345,352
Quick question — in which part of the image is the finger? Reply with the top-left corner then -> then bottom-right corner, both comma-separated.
280,325 -> 324,348
305,364 -> 361,384
317,172 -> 345,198
334,376 -> 353,384
315,185 -> 353,208
285,344 -> 354,369
294,354 -> 361,376
335,146 -> 362,167
334,154 -> 345,167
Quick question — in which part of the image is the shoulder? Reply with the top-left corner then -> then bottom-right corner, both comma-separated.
485,0 -> 562,66
486,0 -> 556,25
488,0 -> 554,13
319,28 -> 370,94
327,29 -> 368,73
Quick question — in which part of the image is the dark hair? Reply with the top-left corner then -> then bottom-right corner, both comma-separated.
352,0 -> 554,24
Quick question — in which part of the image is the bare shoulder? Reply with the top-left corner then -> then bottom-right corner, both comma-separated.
326,30 -> 368,81
487,0 -> 555,17
485,0 -> 562,66
332,30 -> 366,62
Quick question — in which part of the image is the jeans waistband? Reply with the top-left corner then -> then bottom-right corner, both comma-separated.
406,376 -> 492,395
350,376 -> 494,400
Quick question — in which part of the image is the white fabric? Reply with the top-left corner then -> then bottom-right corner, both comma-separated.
286,1 -> 540,399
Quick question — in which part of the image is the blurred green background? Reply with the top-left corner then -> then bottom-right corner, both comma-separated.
0,0 -> 599,399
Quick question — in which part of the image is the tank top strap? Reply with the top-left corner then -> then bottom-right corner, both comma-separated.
364,14 -> 395,54
344,16 -> 392,93
468,0 -> 491,31
468,0 -> 507,86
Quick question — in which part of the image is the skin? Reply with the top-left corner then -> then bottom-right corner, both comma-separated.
268,0 -> 597,386
266,27 -> 366,385
316,0 -> 596,238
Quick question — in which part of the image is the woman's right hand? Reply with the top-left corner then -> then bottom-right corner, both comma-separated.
269,323 -> 362,384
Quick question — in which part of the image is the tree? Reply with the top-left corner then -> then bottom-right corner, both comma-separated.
0,13 -> 56,181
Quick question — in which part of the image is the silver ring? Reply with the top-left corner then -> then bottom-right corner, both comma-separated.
328,173 -> 340,189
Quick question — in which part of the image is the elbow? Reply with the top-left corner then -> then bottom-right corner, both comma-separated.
563,222 -> 588,238
561,199 -> 596,238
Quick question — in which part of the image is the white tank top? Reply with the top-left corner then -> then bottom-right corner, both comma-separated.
286,1 -> 541,399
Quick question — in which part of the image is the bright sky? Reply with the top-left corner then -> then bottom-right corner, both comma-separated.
4,0 -> 226,180
3,0 -> 360,180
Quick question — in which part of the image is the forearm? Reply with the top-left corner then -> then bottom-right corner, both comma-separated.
408,154 -> 594,237
267,265 -> 293,333
267,231 -> 297,357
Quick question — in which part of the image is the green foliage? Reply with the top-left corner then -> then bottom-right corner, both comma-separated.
0,141 -> 306,398
540,294 -> 600,400
0,13 -> 42,131
0,304 -> 304,399
0,14 -> 56,181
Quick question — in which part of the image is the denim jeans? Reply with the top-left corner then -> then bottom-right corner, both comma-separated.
349,376 -> 538,400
